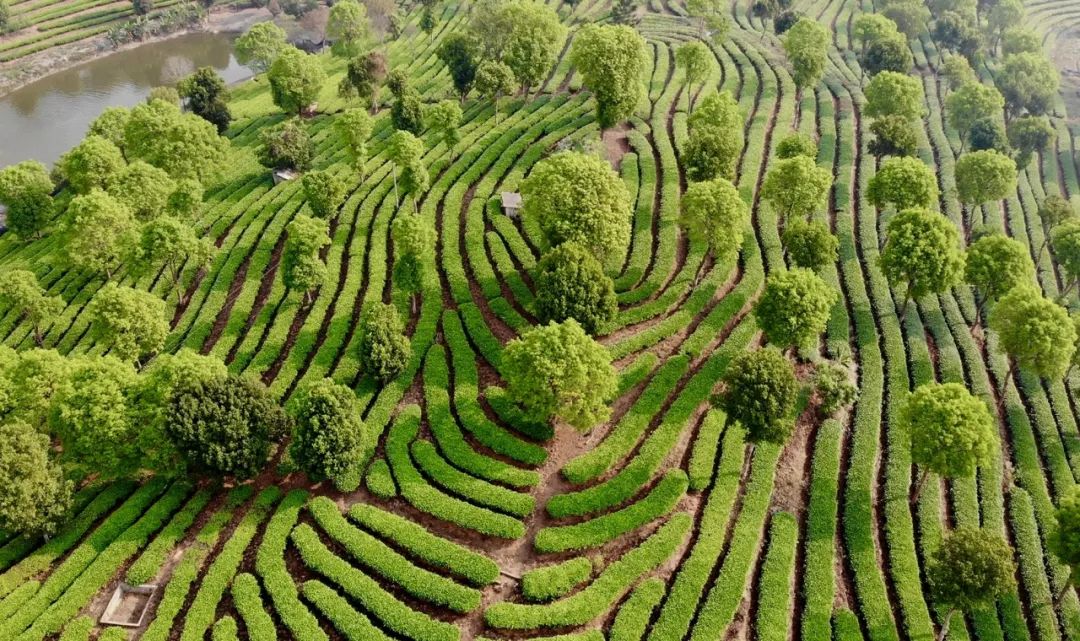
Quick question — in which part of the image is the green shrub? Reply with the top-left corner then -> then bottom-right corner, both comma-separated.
521,558 -> 592,602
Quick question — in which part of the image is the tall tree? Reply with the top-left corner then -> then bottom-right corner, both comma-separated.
234,22 -> 288,73
868,115 -> 918,158
388,71 -> 425,134
775,132 -> 817,159
288,378 -> 364,487
1007,116 -> 1055,169
879,208 -> 965,313
436,33 -> 481,100
425,100 -> 463,158
124,98 -> 228,182
108,160 -> 175,221
902,382 -> 996,503
167,374 -> 290,479
675,41 -> 712,91
88,283 -> 169,364
679,177 -> 749,280
864,71 -> 925,120
358,302 -> 411,382
387,130 -> 429,212
57,135 -> 125,194
964,233 -> 1034,318
136,216 -> 214,305
1052,219 -> 1080,297
0,269 -> 63,346
760,155 -> 833,222
852,13 -> 900,52
0,160 -> 54,240
391,213 -> 435,313
268,46 -> 327,116
716,346 -> 799,449
880,0 -> 929,39
998,52 -> 1060,118
0,419 -> 71,538
88,107 -> 131,155
684,91 -> 744,181
282,214 -> 330,305
520,151 -> 632,260
473,59 -> 516,124
259,120 -> 313,171
302,170 -> 347,219
63,190 -> 137,279
570,24 -> 648,131
782,218 -> 838,270
946,82 -> 1005,149
867,156 -> 939,211
178,67 -> 232,133
927,528 -> 1015,641
336,108 -> 373,174
499,0 -> 565,91
534,242 -> 617,335
782,18 -> 829,97
327,0 -> 371,59
502,319 -> 618,430
1051,486 -> 1080,605
954,150 -> 1017,225
755,268 -> 838,348
989,284 -> 1076,399
338,51 -> 388,113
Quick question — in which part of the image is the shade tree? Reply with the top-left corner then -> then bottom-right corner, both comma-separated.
879,208 -> 965,313
437,33 -> 481,100
863,33 -> 912,75
336,108 -> 373,173
864,71 -> 924,120
178,67 -> 231,134
760,154 -> 833,222
0,269 -> 63,346
931,11 -> 981,62
684,91 -> 744,181
234,22 -> 288,73
782,18 -> 829,96
108,160 -> 175,221
997,52 -> 1060,118
289,378 -> 364,488
259,120 -> 313,171
570,24 -> 648,131
1007,115 -> 1054,168
124,98 -> 228,182
945,82 -> 1004,149
534,242 -> 617,335
675,41 -> 712,90
954,150 -> 1017,222
498,0 -> 565,91
56,134 -> 125,194
989,284 -> 1076,399
327,0 -> 371,59
268,46 -> 327,116
88,283 -> 169,365
852,13 -> 900,51
967,117 -> 1010,154
473,59 -> 516,124
0,419 -> 71,538
0,348 -> 71,428
867,156 -> 939,211
880,0 -> 929,39
0,160 -> 54,239
1051,486 -> 1080,605
868,115 -> 918,158
338,51 -> 388,113
392,213 -> 435,312
1001,26 -> 1042,57
782,218 -> 838,270
521,151 -> 632,260
167,374 -> 290,479
358,302 -> 411,382
679,177 -> 749,281
425,100 -> 463,158
502,318 -> 618,430
302,170 -> 347,219
755,268 -> 838,349
902,382 -> 996,503
283,214 -> 330,305
927,528 -> 1015,641
775,131 -> 817,159
941,53 -> 976,90
63,190 -> 137,279
715,346 -> 799,448
964,233 -> 1033,317
136,216 -> 213,305
387,130 -> 429,212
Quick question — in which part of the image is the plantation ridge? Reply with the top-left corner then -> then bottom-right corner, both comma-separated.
0,0 -> 1079,639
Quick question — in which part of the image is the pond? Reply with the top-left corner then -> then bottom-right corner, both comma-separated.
0,31 -> 253,168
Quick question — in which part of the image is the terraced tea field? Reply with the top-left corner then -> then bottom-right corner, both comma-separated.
2,0 -> 1080,640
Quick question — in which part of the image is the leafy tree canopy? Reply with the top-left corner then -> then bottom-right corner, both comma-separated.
259,119 -> 313,171
0,269 -> 63,346
63,189 -> 137,279
990,284 -> 1076,380
336,107 -> 373,173
964,233 -> 1034,306
0,420 -> 72,538
268,46 -> 327,115
289,378 -> 364,486
57,134 -> 125,194
717,346 -> 799,445
521,151 -> 632,259
0,160 -> 54,239
928,528 -> 1016,618
1007,115 -> 1055,169
88,282 -> 169,364
124,99 -> 228,182
867,156 -> 939,211
234,22 -> 288,73
679,177 -> 749,262
437,33 -> 481,98
108,160 -> 175,221
760,154 -> 833,220
903,382 -> 996,480
358,302 -> 411,382
782,218 -> 839,270
879,208 -> 965,301
755,267 -> 838,348
327,0 -> 371,59
946,81 -> 1004,143
782,18 -> 829,91
775,131 -> 818,159
503,318 -> 618,430
302,170 -> 347,219
998,52 -> 1060,117
864,71 -> 925,120
570,24 -> 648,130
675,41 -> 712,87
954,149 -> 1016,208
863,33 -> 913,75
534,241 -> 617,335
868,114 -> 918,158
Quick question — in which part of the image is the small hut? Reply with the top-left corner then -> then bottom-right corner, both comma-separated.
500,192 -> 522,219
273,169 -> 299,186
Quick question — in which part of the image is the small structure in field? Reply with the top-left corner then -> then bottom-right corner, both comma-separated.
301,102 -> 319,118
273,169 -> 299,185
501,192 -> 522,219
100,583 -> 157,628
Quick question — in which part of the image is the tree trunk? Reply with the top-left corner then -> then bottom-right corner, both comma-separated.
392,168 -> 400,206
998,359 -> 1016,414
411,292 -> 418,315
911,467 -> 930,505
33,325 -> 44,347
1056,570 -> 1073,607
900,283 -> 913,321
937,608 -> 955,641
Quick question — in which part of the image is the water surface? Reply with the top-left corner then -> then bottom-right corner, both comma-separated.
0,31 -> 252,168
